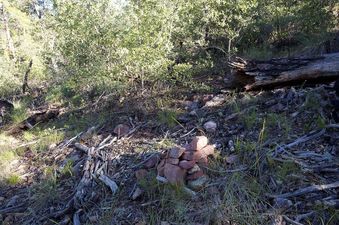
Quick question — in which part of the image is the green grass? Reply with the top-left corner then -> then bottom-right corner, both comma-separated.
11,100 -> 29,124
6,174 -> 21,185
157,109 -> 179,128
24,128 -> 64,153
29,166 -> 61,213
0,150 -> 18,182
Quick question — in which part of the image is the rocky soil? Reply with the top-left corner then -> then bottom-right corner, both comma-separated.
0,83 -> 338,225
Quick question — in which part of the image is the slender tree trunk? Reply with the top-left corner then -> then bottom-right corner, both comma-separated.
228,38 -> 232,61
1,3 -> 16,61
23,59 -> 33,94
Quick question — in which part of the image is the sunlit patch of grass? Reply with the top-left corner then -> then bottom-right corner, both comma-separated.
203,173 -> 267,225
11,100 -> 29,124
155,137 -> 176,149
6,174 -> 21,185
27,128 -> 64,153
0,149 -> 19,184
0,133 -> 20,149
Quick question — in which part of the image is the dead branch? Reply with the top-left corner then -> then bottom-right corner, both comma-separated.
270,181 -> 339,199
273,129 -> 326,156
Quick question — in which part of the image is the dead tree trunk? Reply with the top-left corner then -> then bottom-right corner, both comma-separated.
229,53 -> 339,91
23,59 -> 33,94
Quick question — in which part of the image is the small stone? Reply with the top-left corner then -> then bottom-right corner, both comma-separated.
226,154 -> 238,164
88,216 -> 98,223
0,196 -> 5,202
144,155 -> 160,168
204,95 -> 225,107
190,136 -> 208,151
187,176 -> 209,190
183,186 -> 197,197
228,140 -> 235,152
186,170 -> 204,180
113,124 -> 130,136
188,164 -> 200,174
164,163 -> 186,184
132,187 -> 144,200
156,175 -> 168,183
178,160 -> 196,169
157,159 -> 166,176
166,158 -> 179,165
168,147 -> 185,158
203,121 -> 217,132
135,169 -> 148,181
200,145 -> 215,157
181,150 -> 202,161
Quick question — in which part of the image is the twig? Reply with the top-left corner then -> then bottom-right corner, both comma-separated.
97,136 -> 117,150
129,153 -> 158,169
270,181 -> 339,199
97,174 -> 118,194
274,129 -> 325,156
224,106 -> 256,121
180,127 -> 196,138
282,215 -> 304,225
295,211 -> 315,222
0,204 -> 26,214
74,143 -> 90,153
73,209 -> 82,225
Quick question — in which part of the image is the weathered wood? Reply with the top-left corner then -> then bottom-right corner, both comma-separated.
22,59 -> 33,94
230,53 -> 339,91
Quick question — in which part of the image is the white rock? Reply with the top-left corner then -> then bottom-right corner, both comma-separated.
204,121 -> 217,132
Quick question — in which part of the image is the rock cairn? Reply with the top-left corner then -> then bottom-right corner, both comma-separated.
135,136 -> 214,191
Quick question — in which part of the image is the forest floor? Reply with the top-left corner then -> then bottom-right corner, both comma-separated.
0,78 -> 338,225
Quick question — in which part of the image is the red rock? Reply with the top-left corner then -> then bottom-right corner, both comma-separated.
113,124 -> 130,136
157,159 -> 166,176
166,158 -> 179,165
190,136 -> 208,151
168,147 -> 185,158
135,169 -> 148,181
181,150 -> 202,161
183,143 -> 193,151
200,145 -> 215,157
144,155 -> 160,168
187,170 -> 204,180
188,164 -> 200,174
197,157 -> 208,167
178,160 -> 196,169
164,163 -> 186,184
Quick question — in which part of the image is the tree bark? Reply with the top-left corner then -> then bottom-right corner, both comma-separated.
229,53 -> 339,91
23,59 -> 33,94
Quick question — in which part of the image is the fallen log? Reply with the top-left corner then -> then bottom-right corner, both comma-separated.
229,53 -> 339,91
7,107 -> 60,135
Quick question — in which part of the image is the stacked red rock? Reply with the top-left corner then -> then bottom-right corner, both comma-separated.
156,136 -> 214,186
